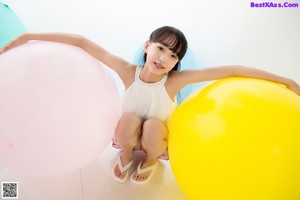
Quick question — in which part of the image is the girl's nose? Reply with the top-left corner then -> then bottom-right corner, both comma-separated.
159,54 -> 166,63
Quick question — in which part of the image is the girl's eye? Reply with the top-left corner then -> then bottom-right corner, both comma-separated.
171,55 -> 178,59
158,47 -> 164,51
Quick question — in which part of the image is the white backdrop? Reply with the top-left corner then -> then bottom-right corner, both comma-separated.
2,0 -> 300,87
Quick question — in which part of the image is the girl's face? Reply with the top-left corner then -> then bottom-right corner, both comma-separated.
144,41 -> 179,75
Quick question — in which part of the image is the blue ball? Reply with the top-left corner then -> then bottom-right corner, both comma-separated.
0,3 -> 27,48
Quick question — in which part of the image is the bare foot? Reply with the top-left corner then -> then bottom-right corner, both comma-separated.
130,159 -> 158,184
112,152 -> 133,182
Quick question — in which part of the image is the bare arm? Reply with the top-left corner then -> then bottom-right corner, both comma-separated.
176,65 -> 300,95
0,33 -> 134,86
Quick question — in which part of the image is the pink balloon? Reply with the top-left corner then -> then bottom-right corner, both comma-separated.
0,41 -> 120,176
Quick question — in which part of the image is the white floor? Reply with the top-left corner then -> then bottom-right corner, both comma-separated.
0,144 -> 186,200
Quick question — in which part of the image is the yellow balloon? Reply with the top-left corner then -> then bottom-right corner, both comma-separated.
168,77 -> 300,200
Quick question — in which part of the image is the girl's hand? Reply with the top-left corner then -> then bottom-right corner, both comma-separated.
286,80 -> 300,96
0,33 -> 29,55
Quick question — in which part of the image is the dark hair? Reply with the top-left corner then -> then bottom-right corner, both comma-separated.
143,26 -> 188,71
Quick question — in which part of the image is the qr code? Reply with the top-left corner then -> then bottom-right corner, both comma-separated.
1,182 -> 18,199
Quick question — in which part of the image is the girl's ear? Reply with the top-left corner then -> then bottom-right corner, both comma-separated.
144,41 -> 150,53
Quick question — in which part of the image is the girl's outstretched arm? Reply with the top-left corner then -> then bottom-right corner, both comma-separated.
0,33 -> 134,86
175,65 -> 300,95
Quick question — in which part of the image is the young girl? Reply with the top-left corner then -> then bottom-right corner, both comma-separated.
1,26 -> 300,184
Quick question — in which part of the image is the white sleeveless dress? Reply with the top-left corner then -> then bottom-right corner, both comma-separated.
122,65 -> 177,124
112,65 -> 177,160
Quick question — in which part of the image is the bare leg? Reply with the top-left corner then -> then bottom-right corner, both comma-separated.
113,112 -> 142,180
131,118 -> 168,183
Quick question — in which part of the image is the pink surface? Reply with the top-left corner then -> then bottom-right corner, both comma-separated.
0,41 -> 120,176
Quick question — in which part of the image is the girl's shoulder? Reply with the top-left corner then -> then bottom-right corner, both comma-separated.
168,71 -> 180,78
167,70 -> 183,82
165,71 -> 186,99
121,64 -> 137,89
166,69 -> 201,96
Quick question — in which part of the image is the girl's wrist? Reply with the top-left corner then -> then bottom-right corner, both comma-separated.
19,33 -> 31,42
21,33 -> 41,42
285,78 -> 297,88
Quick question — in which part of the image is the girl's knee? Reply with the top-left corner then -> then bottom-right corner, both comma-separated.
115,112 -> 142,139
143,118 -> 166,131
142,118 -> 168,142
119,112 -> 141,124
